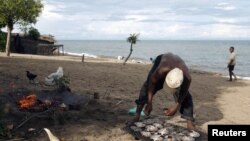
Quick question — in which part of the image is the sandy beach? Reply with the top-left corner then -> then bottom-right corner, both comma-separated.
1,53 -> 250,141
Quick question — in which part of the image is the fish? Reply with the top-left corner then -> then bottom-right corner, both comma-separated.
150,134 -> 163,141
146,125 -> 158,132
189,130 -> 200,138
153,123 -> 163,129
134,122 -> 146,128
181,136 -> 195,141
158,128 -> 169,136
140,131 -> 151,137
130,126 -> 142,132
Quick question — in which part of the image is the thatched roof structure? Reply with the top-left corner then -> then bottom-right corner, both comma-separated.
39,34 -> 56,43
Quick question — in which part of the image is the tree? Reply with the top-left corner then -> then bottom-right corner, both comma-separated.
18,20 -> 32,36
0,16 -> 6,31
123,33 -> 139,65
0,17 -> 6,52
0,0 -> 43,56
0,32 -> 6,52
28,27 -> 40,40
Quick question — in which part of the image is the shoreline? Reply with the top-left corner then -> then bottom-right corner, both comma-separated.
0,52 -> 152,64
1,52 -> 249,80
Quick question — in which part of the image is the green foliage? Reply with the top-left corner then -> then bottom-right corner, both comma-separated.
0,0 -> 43,29
0,18 -> 6,29
0,0 -> 43,56
54,75 -> 70,89
0,32 -> 6,52
0,102 -> 3,120
28,27 -> 40,40
0,102 -> 7,138
0,122 -> 6,138
127,33 -> 140,45
18,20 -> 32,36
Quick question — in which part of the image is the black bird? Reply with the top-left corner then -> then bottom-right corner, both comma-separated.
26,71 -> 37,83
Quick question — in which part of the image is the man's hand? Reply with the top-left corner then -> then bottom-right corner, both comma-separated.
164,104 -> 179,116
144,103 -> 152,116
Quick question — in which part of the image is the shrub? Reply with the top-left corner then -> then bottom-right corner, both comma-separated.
55,75 -> 70,91
0,102 -> 7,138
28,27 -> 40,40
0,121 -> 7,138
0,32 -> 6,52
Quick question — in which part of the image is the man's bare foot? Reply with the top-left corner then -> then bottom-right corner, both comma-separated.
143,109 -> 150,116
126,115 -> 140,126
187,120 -> 195,130
143,103 -> 152,116
133,115 -> 140,122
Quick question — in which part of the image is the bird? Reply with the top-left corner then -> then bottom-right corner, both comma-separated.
26,71 -> 37,83
44,128 -> 60,141
47,67 -> 63,80
45,67 -> 64,86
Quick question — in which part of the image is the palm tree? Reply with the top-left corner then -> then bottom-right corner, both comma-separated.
123,33 -> 139,65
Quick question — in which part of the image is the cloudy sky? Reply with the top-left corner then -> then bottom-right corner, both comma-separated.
33,0 -> 250,40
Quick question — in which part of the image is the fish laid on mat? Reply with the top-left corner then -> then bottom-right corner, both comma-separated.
189,130 -> 200,138
150,134 -> 163,141
146,125 -> 158,132
140,131 -> 151,137
134,122 -> 146,128
158,128 -> 169,136
153,123 -> 163,129
130,126 -> 142,132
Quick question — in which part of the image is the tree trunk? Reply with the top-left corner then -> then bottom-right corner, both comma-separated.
123,43 -> 133,65
5,27 -> 12,56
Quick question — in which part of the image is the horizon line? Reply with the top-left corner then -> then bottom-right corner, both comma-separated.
57,39 -> 250,41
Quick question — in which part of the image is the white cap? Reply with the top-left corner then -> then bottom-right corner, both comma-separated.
165,68 -> 184,88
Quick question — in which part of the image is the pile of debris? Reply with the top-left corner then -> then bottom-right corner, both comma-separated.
0,88 -> 90,132
13,89 -> 88,113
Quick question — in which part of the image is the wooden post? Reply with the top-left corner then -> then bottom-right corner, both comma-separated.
62,45 -> 64,55
58,46 -> 59,55
94,92 -> 99,99
82,54 -> 85,63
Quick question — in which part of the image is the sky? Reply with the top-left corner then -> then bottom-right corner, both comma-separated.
27,0 -> 250,40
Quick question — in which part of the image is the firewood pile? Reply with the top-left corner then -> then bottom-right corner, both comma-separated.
3,88 -> 90,131
10,89 -> 88,113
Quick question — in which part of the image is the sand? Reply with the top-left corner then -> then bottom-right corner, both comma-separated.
1,53 -> 250,141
